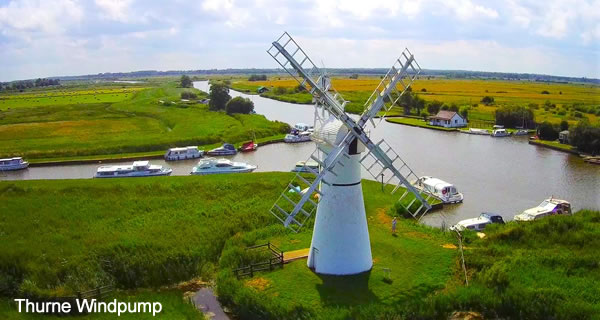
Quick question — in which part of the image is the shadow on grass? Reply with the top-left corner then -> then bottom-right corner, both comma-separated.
314,270 -> 380,307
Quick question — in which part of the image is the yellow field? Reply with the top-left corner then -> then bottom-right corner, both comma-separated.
235,77 -> 600,124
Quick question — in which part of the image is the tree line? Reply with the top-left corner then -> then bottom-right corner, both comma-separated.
0,78 -> 60,91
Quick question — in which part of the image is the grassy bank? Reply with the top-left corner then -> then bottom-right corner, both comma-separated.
231,78 -> 600,124
529,139 -> 578,154
385,117 -> 459,131
0,80 -> 288,160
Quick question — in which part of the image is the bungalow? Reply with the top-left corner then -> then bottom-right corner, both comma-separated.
429,111 -> 467,128
559,130 -> 569,144
257,86 -> 269,94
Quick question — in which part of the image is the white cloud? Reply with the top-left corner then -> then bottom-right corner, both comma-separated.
442,0 -> 499,20
95,0 -> 134,22
0,0 -> 83,34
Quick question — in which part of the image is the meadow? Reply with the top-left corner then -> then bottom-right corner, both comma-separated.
0,174 -> 598,319
230,77 -> 600,125
0,80 -> 288,160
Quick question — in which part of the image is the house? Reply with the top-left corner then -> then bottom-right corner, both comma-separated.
429,111 -> 467,128
257,86 -> 269,94
559,130 -> 569,144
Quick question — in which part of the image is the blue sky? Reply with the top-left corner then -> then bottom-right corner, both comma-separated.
0,0 -> 599,81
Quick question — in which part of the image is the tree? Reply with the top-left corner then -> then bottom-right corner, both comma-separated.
570,120 -> 600,155
495,105 -> 534,128
180,75 -> 192,88
225,97 -> 254,114
208,83 -> 231,111
349,74 -> 359,79
459,106 -> 469,120
274,86 -> 287,95
560,120 -> 569,131
537,121 -> 559,140
481,96 -> 495,105
427,100 -> 443,115
448,103 -> 459,112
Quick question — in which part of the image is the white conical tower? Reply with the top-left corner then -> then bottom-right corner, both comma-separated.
307,117 -> 372,275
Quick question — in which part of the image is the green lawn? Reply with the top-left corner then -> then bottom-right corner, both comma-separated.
529,139 -> 577,153
0,81 -> 288,160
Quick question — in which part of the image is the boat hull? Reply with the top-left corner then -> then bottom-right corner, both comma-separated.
190,168 -> 256,175
0,162 -> 29,171
94,170 -> 172,178
165,154 -> 203,161
205,151 -> 237,156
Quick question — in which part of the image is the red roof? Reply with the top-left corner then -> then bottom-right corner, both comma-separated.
430,110 -> 460,120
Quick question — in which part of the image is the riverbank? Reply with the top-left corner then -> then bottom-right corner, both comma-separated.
528,139 -> 579,155
385,117 -> 459,131
27,135 -> 285,166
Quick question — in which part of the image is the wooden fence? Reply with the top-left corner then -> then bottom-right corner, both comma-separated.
233,242 -> 284,279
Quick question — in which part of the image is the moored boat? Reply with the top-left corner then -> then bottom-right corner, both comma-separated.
460,128 -> 490,135
94,161 -> 172,178
164,146 -> 204,161
414,176 -> 464,203
190,158 -> 256,175
491,129 -> 511,137
206,143 -> 237,156
514,198 -> 572,221
291,160 -> 319,173
514,129 -> 529,136
450,212 -> 505,232
0,157 -> 29,171
240,141 -> 258,152
284,131 -> 311,143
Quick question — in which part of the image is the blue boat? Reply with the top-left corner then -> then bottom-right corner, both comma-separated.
206,143 -> 237,156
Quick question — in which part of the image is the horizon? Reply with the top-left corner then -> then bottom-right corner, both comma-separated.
1,0 -> 599,82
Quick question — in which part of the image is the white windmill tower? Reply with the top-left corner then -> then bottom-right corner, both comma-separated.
268,32 -> 434,275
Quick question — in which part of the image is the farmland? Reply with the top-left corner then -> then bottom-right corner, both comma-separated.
230,77 -> 600,125
0,80 -> 288,160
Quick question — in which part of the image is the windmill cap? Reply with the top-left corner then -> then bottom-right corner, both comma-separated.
313,118 -> 347,145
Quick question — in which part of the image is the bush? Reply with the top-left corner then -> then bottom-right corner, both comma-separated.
248,74 -> 267,81
574,112 -> 583,118
537,121 -> 559,140
225,97 -> 254,114
180,92 -> 197,100
480,96 -> 494,105
420,88 -> 427,92
560,120 -> 569,131
541,90 -> 550,94
274,87 -> 287,95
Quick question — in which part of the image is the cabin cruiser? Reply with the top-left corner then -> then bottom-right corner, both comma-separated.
294,123 -> 314,132
191,158 -> 256,175
414,176 -> 463,203
0,157 -> 29,171
240,140 -> 258,152
284,131 -> 311,143
206,143 -> 237,156
514,198 -> 572,222
291,160 -> 320,173
491,129 -> 510,137
95,161 -> 172,178
164,146 -> 204,161
514,129 -> 529,136
450,212 -> 505,232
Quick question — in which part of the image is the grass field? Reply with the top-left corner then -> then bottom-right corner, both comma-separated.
385,117 -> 459,131
231,77 -> 600,125
0,80 -> 288,160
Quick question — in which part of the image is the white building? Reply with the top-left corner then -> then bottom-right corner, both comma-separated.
429,111 -> 467,128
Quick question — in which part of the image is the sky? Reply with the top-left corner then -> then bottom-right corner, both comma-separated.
0,0 -> 599,82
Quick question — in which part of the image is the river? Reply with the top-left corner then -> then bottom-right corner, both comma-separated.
1,81 -> 598,225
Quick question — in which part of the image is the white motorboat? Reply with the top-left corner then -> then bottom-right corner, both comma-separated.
294,123 -> 314,132
0,157 -> 29,171
461,128 -> 490,135
514,129 -> 529,136
284,131 -> 311,143
491,129 -> 511,137
414,176 -> 464,203
190,158 -> 256,175
94,161 -> 172,178
514,198 -> 572,222
164,146 -> 204,161
291,160 -> 320,173
450,212 -> 505,232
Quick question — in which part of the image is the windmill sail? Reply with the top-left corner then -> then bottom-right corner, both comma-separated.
268,32 -> 431,231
